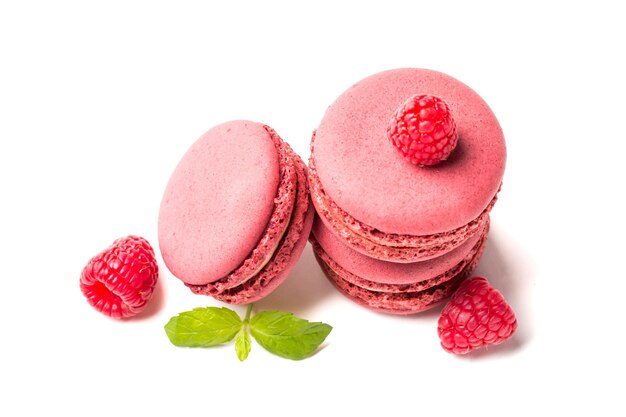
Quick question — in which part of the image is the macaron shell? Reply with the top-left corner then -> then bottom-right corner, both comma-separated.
158,120 -> 280,286
195,127 -> 298,293
311,215 -> 484,285
313,68 -> 506,236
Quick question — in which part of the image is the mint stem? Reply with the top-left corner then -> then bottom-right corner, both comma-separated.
243,304 -> 253,324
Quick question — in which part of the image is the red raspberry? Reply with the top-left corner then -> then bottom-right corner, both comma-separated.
80,236 -> 159,319
387,94 -> 458,166
438,276 -> 517,354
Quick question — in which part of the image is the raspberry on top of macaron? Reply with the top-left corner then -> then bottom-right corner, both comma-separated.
387,94 -> 458,166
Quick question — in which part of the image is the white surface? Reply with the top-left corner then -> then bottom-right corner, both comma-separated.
1,1 -> 624,416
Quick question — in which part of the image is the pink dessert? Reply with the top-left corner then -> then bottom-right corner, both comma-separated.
310,216 -> 487,314
158,120 -> 314,304
309,68 -> 506,263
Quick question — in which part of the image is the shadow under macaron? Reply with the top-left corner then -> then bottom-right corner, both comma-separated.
468,226 -> 533,358
254,244 -> 336,316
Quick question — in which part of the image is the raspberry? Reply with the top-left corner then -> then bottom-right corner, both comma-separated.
438,276 -> 517,354
80,236 -> 159,319
387,94 -> 458,166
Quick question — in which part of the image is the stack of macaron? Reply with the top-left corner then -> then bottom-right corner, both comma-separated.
158,120 -> 314,304
308,68 -> 506,314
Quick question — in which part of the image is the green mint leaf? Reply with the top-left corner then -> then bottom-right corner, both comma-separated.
250,311 -> 332,360
164,307 -> 242,347
235,329 -> 251,361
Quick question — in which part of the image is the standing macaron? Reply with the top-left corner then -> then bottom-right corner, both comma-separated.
158,120 -> 314,304
309,68 -> 506,313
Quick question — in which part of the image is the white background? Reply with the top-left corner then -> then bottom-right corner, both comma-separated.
1,1 -> 624,415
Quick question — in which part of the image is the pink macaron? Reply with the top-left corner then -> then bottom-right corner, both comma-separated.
309,68 -> 506,263
310,215 -> 488,314
158,120 -> 314,304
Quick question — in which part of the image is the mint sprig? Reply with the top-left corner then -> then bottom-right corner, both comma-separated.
164,307 -> 242,347
164,304 -> 332,361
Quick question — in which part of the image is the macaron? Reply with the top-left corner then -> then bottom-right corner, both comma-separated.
309,68 -> 506,263
158,120 -> 314,304
310,215 -> 488,314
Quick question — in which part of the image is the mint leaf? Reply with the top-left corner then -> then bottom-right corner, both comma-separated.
235,329 -> 251,361
164,307 -> 242,347
250,311 -> 332,360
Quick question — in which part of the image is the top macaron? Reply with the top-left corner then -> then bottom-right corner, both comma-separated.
158,120 -> 314,304
309,68 -> 506,262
